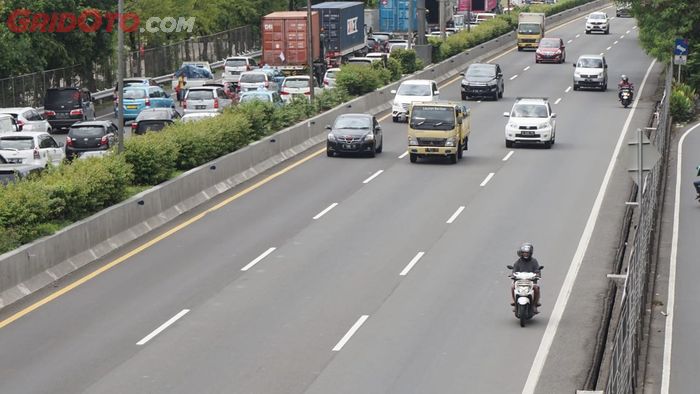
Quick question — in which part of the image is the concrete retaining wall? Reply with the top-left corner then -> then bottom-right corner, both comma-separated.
0,0 -> 608,308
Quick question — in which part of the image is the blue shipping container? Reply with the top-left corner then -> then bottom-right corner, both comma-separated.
312,2 -> 366,58
379,0 -> 417,32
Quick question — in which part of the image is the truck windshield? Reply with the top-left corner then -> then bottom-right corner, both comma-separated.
518,23 -> 541,34
410,107 -> 455,130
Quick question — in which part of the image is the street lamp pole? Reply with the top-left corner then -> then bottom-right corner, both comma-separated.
307,0 -> 315,102
117,0 -> 125,153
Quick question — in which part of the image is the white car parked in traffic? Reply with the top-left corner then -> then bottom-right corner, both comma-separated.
0,131 -> 65,166
391,79 -> 440,122
0,107 -> 52,133
503,97 -> 556,148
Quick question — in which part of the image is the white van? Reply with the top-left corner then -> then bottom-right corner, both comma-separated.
390,79 -> 440,122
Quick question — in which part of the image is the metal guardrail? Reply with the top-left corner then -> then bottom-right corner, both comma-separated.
604,63 -> 673,394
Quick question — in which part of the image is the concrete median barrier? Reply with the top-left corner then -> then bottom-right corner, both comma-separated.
0,0 -> 607,308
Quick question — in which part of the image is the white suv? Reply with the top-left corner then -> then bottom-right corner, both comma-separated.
390,80 -> 440,122
503,98 -> 556,148
585,12 -> 610,34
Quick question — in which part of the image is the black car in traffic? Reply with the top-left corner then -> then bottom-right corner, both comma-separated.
65,120 -> 117,160
460,63 -> 504,101
131,108 -> 181,135
43,87 -> 96,132
326,114 -> 383,157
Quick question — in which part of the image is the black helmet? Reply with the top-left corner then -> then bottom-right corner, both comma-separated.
517,243 -> 534,260
621,74 -> 628,82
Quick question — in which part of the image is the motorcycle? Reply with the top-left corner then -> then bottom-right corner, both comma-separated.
507,265 -> 543,327
694,179 -> 700,202
619,87 -> 633,108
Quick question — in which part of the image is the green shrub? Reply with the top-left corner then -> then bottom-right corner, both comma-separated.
232,101 -> 278,138
0,181 -> 57,246
391,49 -> 421,75
275,97 -> 318,129
41,155 -> 134,220
124,132 -> 179,185
315,87 -> 352,111
336,64 -> 385,95
670,82 -> 697,122
385,57 -> 403,80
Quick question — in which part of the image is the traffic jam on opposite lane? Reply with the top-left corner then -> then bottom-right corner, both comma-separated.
0,4 -> 656,394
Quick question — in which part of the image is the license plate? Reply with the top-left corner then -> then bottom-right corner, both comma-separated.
523,130 -> 534,136
55,113 -> 68,119
196,105 -> 206,109
126,105 -> 137,109
426,148 -> 439,152
343,144 -> 355,149
585,78 -> 592,82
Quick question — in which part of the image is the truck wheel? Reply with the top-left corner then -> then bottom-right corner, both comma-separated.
573,84 -> 579,91
449,153 -> 458,164
464,137 -> 469,151
544,139 -> 552,149
457,142 -> 463,159
409,153 -> 417,163
505,139 -> 514,148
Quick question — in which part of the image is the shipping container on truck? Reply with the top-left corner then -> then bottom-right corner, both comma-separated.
456,0 -> 499,13
312,2 -> 366,65
261,11 -> 321,72
379,0 -> 417,33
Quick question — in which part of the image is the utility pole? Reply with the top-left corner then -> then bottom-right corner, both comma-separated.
408,0 -> 413,48
417,0 -> 426,45
307,0 -> 315,102
117,0 -> 125,153
439,0 -> 446,40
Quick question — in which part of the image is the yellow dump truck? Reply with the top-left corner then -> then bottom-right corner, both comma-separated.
407,102 -> 471,164
517,12 -> 545,51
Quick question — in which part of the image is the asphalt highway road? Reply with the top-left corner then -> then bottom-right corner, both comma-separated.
0,7 -> 660,394
666,123 -> 700,394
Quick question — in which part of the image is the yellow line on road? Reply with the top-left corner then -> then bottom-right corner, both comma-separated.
0,147 -> 326,329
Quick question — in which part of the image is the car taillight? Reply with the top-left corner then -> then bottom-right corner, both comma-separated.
100,135 -> 109,145
280,91 -> 289,95
66,136 -> 73,147
70,108 -> 83,116
145,98 -> 151,107
17,119 -> 25,127
33,147 -> 40,159
304,91 -> 311,95
264,81 -> 269,88
246,65 -> 251,71
183,100 -> 187,109
214,98 -> 219,109
324,79 -> 329,86
44,110 -> 56,117
131,123 -> 138,131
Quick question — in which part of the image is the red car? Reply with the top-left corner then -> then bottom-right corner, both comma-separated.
535,38 -> 566,64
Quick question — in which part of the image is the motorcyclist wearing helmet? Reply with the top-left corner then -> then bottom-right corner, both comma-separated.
510,243 -> 542,313
618,74 -> 634,100
694,164 -> 700,201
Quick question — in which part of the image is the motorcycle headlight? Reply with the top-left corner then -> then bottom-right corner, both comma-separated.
445,137 -> 456,147
538,122 -> 550,129
327,133 -> 336,142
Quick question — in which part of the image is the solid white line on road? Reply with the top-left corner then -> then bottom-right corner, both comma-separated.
136,309 -> 190,346
575,34 -> 581,38
523,66 -> 530,71
565,86 -> 572,93
313,203 -> 338,220
614,40 -> 619,44
661,121 -> 700,393
241,247 -> 276,271
480,172 -> 495,187
567,39 -> 573,44
522,58 -> 658,394
400,252 -> 426,276
509,75 -> 518,80
363,170 -> 384,184
446,206 -> 465,224
606,46 -> 612,50
398,151 -> 408,159
554,98 -> 562,105
502,151 -> 514,161
332,315 -> 369,351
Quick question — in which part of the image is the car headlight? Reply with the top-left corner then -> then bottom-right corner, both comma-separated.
364,133 -> 374,141
488,79 -> 498,86
327,133 -> 336,142
508,122 -> 519,129
408,136 -> 418,145
538,122 -> 550,129
574,72 -> 581,78
445,137 -> 456,147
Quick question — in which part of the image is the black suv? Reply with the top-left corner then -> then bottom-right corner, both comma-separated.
65,120 -> 116,160
43,87 -> 96,132
460,63 -> 504,101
